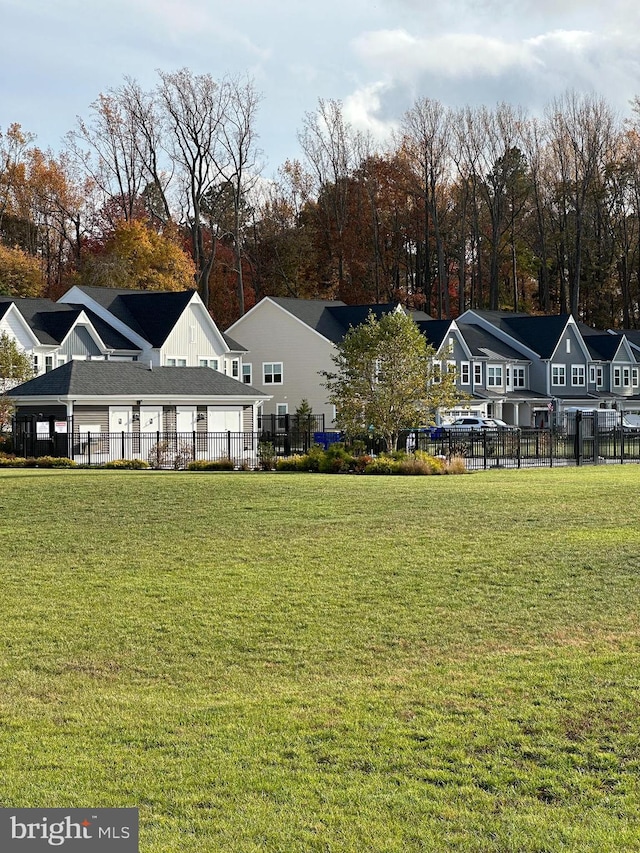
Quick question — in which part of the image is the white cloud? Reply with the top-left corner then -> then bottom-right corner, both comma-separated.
343,82 -> 397,144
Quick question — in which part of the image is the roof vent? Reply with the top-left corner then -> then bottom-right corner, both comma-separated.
149,361 -> 153,370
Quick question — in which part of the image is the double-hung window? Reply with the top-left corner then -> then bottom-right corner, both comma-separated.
487,365 -> 503,388
571,365 -> 585,386
613,366 -> 622,388
512,367 -> 525,388
167,357 -> 187,367
551,364 -> 566,386
460,362 -> 470,385
473,362 -> 482,386
242,363 -> 252,384
263,362 -> 283,384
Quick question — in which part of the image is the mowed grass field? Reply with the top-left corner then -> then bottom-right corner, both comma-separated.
1,467 -> 639,852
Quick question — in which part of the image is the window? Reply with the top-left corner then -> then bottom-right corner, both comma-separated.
613,366 -> 622,388
473,362 -> 482,385
276,403 -> 288,416
551,364 -> 566,386
199,357 -> 219,371
242,363 -> 252,384
45,355 -> 54,373
166,357 -> 187,367
460,362 -> 470,385
231,359 -> 239,378
506,366 -> 511,388
633,368 -> 639,388
566,339 -> 571,353
571,365 -> 585,386
263,362 -> 283,384
32,354 -> 40,373
487,365 -> 503,387
623,367 -> 631,387
57,355 -> 68,366
447,360 -> 456,376
512,367 -> 525,388
590,365 -> 604,388
431,362 -> 441,384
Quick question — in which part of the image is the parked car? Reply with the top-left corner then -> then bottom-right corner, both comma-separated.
441,416 -> 518,432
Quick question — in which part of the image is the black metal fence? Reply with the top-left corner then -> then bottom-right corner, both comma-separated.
11,410 -> 640,470
403,414 -> 640,470
12,428 -> 328,469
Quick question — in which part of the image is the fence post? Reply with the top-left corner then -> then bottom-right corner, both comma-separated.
227,430 -> 232,459
192,430 -> 197,461
482,430 -> 488,470
88,432 -> 91,467
574,411 -> 582,466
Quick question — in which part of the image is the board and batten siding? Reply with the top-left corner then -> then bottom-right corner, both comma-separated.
161,300 -> 227,365
230,300 -> 336,421
59,325 -> 102,359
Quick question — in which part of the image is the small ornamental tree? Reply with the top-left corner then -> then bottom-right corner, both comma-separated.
0,332 -> 34,431
322,309 -> 461,451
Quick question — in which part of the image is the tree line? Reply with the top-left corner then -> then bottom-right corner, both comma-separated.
2,71 -> 640,329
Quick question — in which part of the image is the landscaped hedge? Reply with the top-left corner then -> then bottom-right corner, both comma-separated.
187,458 -> 236,471
0,454 -> 77,468
276,445 -> 466,475
101,459 -> 150,469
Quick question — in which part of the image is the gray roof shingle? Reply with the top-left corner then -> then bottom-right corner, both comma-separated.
8,360 -> 266,398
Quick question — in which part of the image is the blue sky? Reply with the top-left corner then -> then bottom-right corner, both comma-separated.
3,0 -> 640,177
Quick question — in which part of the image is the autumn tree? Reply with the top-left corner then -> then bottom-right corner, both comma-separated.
323,309 -> 461,451
0,244 -> 44,296
79,219 -> 195,291
0,331 -> 34,431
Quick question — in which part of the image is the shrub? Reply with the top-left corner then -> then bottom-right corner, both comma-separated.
0,454 -> 26,467
318,443 -> 356,473
187,458 -> 235,471
362,455 -> 401,475
148,440 -> 170,469
102,459 -> 150,469
23,456 -> 77,468
276,455 -> 303,471
258,441 -> 276,471
173,441 -> 194,470
445,454 -> 467,474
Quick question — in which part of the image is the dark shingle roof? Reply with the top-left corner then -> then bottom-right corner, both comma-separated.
0,296 -> 140,350
8,361 -> 266,398
417,319 -> 451,349
268,297 -> 432,345
457,323 -> 530,360
472,310 -> 571,358
74,286 -> 196,346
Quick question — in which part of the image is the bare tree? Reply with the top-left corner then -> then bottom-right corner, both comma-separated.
400,98 -> 454,317
217,75 -> 263,316
156,68 -> 230,306
298,99 -> 368,296
545,91 -> 617,316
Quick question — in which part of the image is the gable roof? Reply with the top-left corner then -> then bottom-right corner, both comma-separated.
262,297 -> 432,345
471,310 -> 572,359
457,323 -> 530,360
0,297 -> 140,351
8,360 -> 268,399
68,286 -> 196,347
417,319 -> 451,350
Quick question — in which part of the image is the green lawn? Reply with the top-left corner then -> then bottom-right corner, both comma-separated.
1,467 -> 639,852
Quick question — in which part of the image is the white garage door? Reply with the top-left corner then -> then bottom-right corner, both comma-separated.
207,407 -> 242,432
